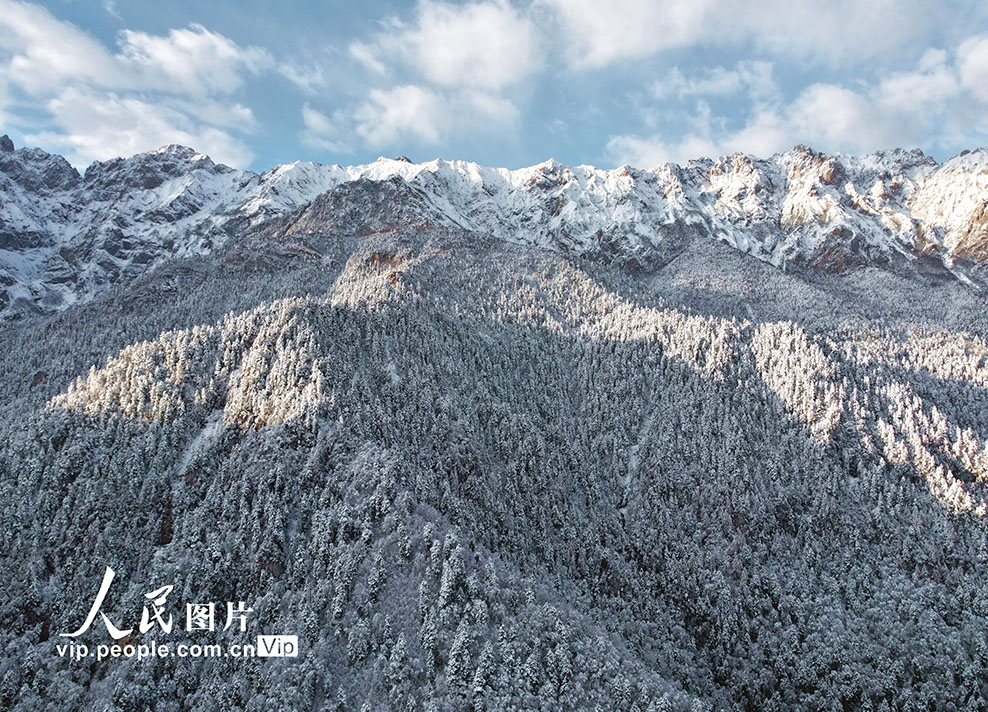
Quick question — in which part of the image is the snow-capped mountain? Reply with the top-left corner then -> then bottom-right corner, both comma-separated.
1,135 -> 986,318
4,135 -> 988,712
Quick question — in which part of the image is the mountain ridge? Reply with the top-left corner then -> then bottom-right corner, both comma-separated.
3,218 -> 988,711
1,135 -> 987,319
4,134 -> 988,710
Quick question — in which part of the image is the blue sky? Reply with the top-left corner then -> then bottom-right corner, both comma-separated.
1,0 -> 987,171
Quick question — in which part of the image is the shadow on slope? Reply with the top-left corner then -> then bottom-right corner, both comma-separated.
2,229 -> 988,709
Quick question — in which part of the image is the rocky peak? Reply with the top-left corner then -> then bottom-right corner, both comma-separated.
2,140 -> 988,322
940,147 -> 988,171
0,135 -> 13,153
908,148 -> 988,262
82,144 -> 227,194
867,147 -> 936,171
266,174 -> 455,239
0,144 -> 81,193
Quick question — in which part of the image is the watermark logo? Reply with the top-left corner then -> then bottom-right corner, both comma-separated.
59,566 -> 253,639
55,566 -> 296,661
257,635 -> 298,658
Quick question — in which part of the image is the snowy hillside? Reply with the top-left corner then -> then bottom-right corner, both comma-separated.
1,135 -> 986,318
3,220 -> 988,711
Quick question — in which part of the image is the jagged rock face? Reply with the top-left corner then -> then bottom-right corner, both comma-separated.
1,141 -> 987,318
909,149 -> 988,262
700,147 -> 938,271
261,176 -> 457,239
0,145 -> 335,316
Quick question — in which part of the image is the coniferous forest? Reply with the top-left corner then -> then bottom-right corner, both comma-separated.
2,213 -> 988,711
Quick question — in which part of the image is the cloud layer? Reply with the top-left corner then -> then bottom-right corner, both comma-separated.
539,0 -> 967,69
304,0 -> 534,154
296,0 -> 988,165
0,0 -> 986,169
0,0 -> 284,167
608,37 -> 988,167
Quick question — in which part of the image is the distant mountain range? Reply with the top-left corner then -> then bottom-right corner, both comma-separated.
1,135 -> 986,318
4,131 -> 988,710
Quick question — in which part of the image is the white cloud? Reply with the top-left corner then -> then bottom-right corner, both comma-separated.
348,41 -> 388,76
303,82 -> 520,154
300,103 -> 349,153
277,61 -> 328,94
542,0 -> 975,69
651,61 -> 776,103
723,109 -> 793,159
608,87 -> 885,168
354,85 -> 447,146
0,76 -> 7,128
27,88 -> 254,167
0,2 -> 272,96
786,84 -> 888,152
744,0 -> 943,66
539,0 -> 720,69
324,1 -> 533,153
958,35 -> 988,103
0,0 -> 124,91
0,0 -> 275,167
173,99 -> 260,132
461,89 -> 520,125
607,35 -> 988,167
117,24 -> 272,96
395,0 -> 541,90
652,67 -> 741,100
877,49 -> 958,111
607,132 -> 721,167
354,1 -> 541,91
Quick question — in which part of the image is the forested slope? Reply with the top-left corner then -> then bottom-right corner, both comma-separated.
1,220 -> 988,711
